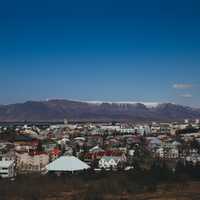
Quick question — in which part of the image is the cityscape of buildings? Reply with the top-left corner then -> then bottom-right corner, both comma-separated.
1,0 -> 200,199
1,118 -> 200,179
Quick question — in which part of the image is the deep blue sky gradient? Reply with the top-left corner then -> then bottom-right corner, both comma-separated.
0,0 -> 200,106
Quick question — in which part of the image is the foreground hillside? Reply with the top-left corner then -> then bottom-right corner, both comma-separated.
0,99 -> 200,122
1,172 -> 200,200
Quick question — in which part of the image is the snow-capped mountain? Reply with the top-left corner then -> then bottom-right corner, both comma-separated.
0,99 -> 199,122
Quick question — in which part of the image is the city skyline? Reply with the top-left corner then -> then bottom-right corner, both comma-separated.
0,0 -> 200,107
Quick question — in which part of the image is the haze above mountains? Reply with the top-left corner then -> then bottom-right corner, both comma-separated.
0,99 -> 200,122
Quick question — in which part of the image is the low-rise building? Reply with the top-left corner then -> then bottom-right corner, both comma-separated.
99,155 -> 126,169
16,152 -> 49,173
0,158 -> 15,178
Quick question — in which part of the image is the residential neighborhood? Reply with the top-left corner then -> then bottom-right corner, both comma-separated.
0,119 -> 200,179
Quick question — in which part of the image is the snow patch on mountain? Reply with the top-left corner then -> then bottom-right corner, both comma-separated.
82,101 -> 160,108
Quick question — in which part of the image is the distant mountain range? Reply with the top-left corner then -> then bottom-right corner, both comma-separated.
0,99 -> 200,122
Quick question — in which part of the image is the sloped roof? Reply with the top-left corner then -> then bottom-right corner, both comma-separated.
101,156 -> 122,163
147,137 -> 161,144
14,135 -> 34,142
89,145 -> 104,153
46,156 -> 90,172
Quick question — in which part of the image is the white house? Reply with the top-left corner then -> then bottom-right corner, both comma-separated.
0,158 -> 15,178
16,152 -> 49,172
156,146 -> 179,159
99,156 -> 126,169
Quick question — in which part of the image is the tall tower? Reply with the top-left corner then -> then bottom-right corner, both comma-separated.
64,119 -> 68,125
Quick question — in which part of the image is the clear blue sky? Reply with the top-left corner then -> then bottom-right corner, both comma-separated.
0,0 -> 200,107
